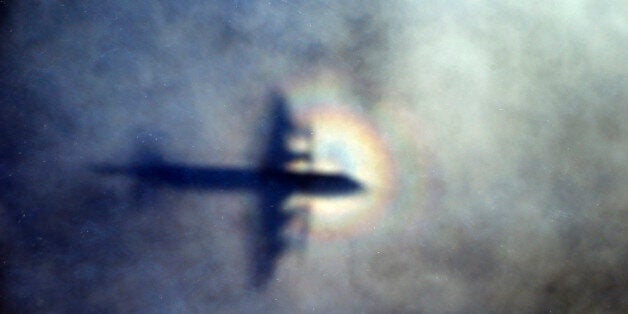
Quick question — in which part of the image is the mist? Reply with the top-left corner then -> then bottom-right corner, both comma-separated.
1,1 -> 626,312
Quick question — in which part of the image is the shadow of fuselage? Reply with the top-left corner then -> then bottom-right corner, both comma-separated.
92,161 -> 363,288
92,163 -> 362,195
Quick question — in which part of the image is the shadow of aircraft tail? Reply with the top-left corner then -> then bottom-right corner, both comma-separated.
92,131 -> 167,206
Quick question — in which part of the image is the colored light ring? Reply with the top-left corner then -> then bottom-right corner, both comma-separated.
298,106 -> 397,241
282,72 -> 401,241
281,70 -> 439,243
372,104 -> 437,238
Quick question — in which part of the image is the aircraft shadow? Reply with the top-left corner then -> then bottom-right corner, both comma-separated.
91,91 -> 314,290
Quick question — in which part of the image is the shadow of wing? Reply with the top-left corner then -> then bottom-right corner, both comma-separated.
249,182 -> 292,289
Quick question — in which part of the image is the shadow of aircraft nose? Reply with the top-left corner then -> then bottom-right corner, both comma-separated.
351,180 -> 365,192
347,178 -> 366,194
331,176 -> 365,195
